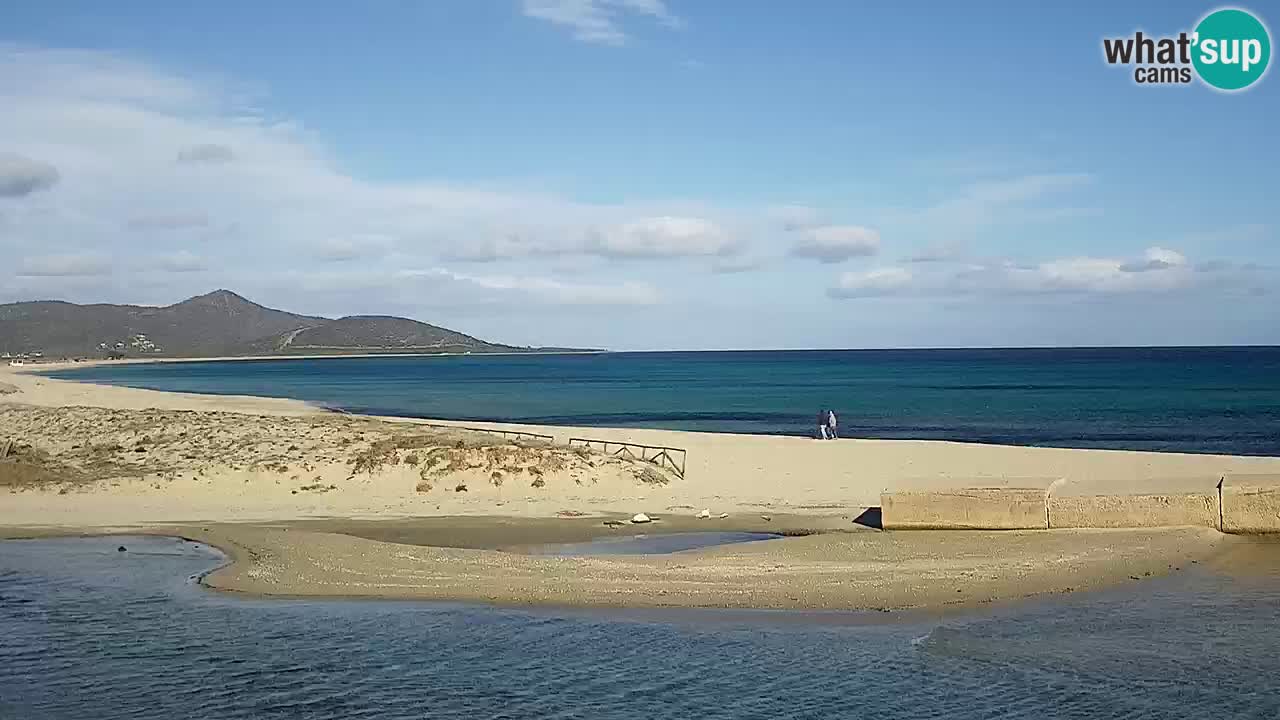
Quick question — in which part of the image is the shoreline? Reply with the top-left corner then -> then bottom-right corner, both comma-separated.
22,356 -> 1280,460
5,361 -> 1280,523
13,348 -> 609,372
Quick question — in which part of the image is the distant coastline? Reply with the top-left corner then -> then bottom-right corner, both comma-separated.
16,348 -> 610,372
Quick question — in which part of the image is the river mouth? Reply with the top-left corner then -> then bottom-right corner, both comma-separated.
524,531 -> 785,556
6,534 -> 1280,719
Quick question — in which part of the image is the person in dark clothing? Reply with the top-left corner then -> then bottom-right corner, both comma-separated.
817,409 -> 829,439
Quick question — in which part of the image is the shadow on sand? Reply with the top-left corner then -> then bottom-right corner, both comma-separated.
852,507 -> 883,530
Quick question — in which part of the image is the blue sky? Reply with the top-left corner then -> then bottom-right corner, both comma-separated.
0,1 -> 1276,349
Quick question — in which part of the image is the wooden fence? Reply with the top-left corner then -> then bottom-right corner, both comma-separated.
417,422 -> 555,444
326,406 -> 685,476
567,437 -> 687,480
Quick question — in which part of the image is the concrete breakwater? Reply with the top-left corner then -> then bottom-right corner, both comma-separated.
882,474 -> 1280,534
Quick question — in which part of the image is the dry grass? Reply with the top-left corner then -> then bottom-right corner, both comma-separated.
635,466 -> 671,485
0,441 -> 142,490
0,405 -> 678,494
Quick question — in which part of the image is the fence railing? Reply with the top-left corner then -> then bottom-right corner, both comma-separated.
567,437 -> 687,479
329,407 -> 684,475
417,422 -> 555,444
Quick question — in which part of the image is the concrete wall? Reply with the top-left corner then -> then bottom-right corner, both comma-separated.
880,488 -> 1048,530
880,473 -> 1280,534
1221,474 -> 1280,534
1048,493 -> 1219,529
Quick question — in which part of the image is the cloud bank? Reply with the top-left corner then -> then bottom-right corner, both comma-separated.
791,225 -> 881,263
825,245 -> 1264,300
521,0 -> 681,45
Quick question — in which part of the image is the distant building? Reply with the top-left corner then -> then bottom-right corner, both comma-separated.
128,334 -> 158,352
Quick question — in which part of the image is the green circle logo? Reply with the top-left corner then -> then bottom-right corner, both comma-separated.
1193,8 -> 1271,91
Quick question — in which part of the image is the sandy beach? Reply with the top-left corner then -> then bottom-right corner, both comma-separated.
4,360 -> 1280,610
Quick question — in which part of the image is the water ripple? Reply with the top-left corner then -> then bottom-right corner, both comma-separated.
2,535 -> 1279,719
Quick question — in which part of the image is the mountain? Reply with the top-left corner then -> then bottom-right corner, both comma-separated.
0,290 -> 525,358
247,315 -> 493,354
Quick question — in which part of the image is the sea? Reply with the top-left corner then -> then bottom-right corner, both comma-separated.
44,347 -> 1280,456
2,535 -> 1279,719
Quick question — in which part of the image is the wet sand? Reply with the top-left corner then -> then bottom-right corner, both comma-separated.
0,519 -> 1225,610
193,522 -> 1229,610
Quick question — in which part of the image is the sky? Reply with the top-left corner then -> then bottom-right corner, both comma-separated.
0,1 -> 1276,350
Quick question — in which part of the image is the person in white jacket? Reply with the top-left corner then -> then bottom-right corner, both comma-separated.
826,409 -> 838,440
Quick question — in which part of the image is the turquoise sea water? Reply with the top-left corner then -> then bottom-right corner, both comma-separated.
47,347 -> 1280,455
2,535 -> 1279,719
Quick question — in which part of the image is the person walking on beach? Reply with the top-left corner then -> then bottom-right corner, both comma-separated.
817,409 -> 829,440
826,409 -> 838,440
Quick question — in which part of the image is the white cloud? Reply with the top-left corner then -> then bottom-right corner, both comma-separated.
315,234 -> 394,262
18,253 -> 111,277
438,234 -> 524,263
176,143 -> 235,165
0,45 -> 205,107
126,212 -> 209,231
521,0 -> 681,45
0,45 -> 761,312
431,216 -> 739,262
710,256 -> 763,274
1000,251 -> 1189,294
791,225 -> 881,263
405,268 -> 661,306
1118,246 -> 1186,273
830,247 -> 1208,300
586,216 -> 737,259
0,152 -> 60,197
948,248 -> 1194,296
156,250 -> 208,272
828,267 -> 913,298
906,241 -> 965,263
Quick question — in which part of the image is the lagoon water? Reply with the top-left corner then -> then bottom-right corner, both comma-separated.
3,535 -> 1280,719
46,347 -> 1280,456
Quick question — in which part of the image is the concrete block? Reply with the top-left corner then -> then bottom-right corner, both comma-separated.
881,488 -> 1048,530
1048,493 -> 1219,529
1222,474 -> 1280,534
